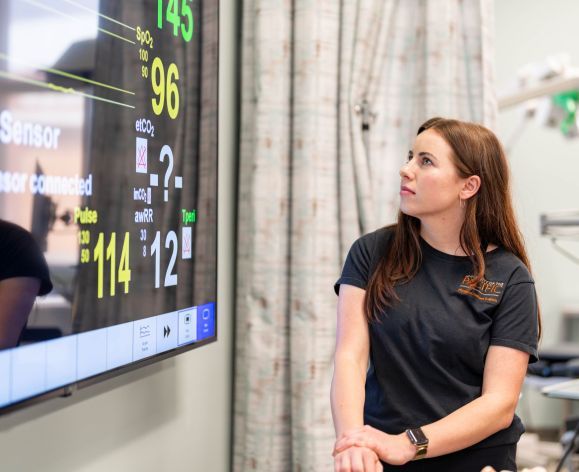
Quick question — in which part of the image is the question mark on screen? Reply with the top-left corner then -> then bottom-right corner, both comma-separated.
159,145 -> 174,202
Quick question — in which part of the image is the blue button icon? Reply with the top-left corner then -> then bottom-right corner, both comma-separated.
197,302 -> 215,341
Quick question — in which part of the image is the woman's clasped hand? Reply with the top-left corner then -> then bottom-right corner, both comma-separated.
333,425 -> 416,471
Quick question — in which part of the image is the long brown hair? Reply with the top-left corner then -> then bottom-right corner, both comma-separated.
365,117 -> 542,339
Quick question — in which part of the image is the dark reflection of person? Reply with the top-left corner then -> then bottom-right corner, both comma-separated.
0,219 -> 53,350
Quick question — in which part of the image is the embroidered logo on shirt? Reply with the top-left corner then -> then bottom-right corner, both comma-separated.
457,275 -> 504,304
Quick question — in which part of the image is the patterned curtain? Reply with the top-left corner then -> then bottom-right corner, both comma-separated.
234,1 -> 497,470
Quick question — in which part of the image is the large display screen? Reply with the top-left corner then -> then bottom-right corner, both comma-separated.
0,0 -> 218,412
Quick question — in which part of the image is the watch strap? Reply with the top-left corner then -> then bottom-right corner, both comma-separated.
413,443 -> 428,460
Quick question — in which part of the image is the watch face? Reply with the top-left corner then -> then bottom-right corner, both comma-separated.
408,428 -> 428,445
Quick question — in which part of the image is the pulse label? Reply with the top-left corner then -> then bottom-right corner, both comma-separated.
74,207 -> 98,225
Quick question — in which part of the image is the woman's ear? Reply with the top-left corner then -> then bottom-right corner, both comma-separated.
460,175 -> 481,200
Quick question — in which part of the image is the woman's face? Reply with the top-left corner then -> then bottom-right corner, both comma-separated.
399,128 -> 465,219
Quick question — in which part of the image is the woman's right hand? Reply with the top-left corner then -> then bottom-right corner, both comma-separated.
334,445 -> 384,472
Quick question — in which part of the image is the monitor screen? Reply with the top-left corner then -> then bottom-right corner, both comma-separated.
0,0 -> 218,412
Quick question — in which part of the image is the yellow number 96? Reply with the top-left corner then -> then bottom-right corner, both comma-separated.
151,57 -> 180,120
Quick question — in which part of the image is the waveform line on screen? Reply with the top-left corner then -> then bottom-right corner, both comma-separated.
0,52 -> 135,96
0,71 -> 135,109
61,0 -> 136,31
23,0 -> 136,45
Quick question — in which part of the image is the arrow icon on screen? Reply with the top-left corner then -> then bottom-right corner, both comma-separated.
164,326 -> 171,338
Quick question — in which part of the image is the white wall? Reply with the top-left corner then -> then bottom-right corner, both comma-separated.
0,0 -> 237,469
495,0 -> 579,428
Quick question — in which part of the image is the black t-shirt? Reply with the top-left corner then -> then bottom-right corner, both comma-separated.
0,219 -> 52,295
334,226 -> 539,449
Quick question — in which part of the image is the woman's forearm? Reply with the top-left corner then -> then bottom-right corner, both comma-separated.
331,354 -> 367,438
334,347 -> 528,464
420,393 -> 516,458
333,392 -> 517,463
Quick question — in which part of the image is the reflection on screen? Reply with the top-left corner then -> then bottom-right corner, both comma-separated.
0,0 -> 217,409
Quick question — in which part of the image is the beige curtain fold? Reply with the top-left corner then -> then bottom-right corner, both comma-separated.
234,1 -> 497,470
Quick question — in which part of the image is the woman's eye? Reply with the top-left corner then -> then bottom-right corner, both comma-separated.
421,157 -> 432,166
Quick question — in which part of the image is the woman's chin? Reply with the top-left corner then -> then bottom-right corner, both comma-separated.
399,206 -> 418,218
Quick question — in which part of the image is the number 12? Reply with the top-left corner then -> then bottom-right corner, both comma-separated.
151,230 -> 178,288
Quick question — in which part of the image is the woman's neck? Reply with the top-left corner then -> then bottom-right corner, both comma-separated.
419,216 -> 466,256
419,219 -> 497,256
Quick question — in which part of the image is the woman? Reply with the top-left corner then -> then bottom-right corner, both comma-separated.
331,117 -> 540,472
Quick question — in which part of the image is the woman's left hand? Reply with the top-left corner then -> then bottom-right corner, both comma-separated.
333,425 -> 416,466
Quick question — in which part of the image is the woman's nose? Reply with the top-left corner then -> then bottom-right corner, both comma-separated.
399,161 -> 412,179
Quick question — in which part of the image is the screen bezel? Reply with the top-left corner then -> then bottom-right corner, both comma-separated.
0,332 -> 218,416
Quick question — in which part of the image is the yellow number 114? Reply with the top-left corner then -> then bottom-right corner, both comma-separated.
94,232 -> 131,298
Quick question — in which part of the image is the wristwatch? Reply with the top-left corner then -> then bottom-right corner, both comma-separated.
405,427 -> 429,460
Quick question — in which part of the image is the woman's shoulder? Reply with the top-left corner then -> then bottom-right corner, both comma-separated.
353,224 -> 396,253
487,246 -> 534,285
